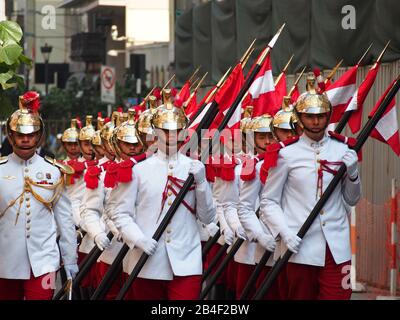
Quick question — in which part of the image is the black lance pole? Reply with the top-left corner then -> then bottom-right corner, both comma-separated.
200,239 -> 244,299
90,243 -> 129,300
201,243 -> 230,282
115,54 -> 269,300
252,75 -> 400,300
52,231 -> 113,300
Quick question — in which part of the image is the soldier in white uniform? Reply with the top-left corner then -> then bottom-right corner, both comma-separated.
0,91 -> 78,300
260,87 -> 361,300
81,109 -> 146,299
108,94 -> 215,300
236,113 -> 278,299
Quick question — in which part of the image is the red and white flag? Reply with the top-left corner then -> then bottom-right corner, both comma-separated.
249,55 -> 278,116
174,81 -> 191,107
325,65 -> 358,124
346,62 -> 380,133
211,63 -> 244,129
369,79 -> 400,156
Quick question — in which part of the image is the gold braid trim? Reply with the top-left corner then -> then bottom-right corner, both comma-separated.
0,176 -> 65,225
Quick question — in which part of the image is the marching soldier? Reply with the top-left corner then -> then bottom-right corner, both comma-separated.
236,113 -> 278,299
0,91 -> 77,300
81,109 -> 146,299
108,92 -> 215,300
260,83 -> 361,300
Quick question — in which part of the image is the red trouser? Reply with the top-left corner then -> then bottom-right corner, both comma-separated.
206,244 -> 228,285
95,261 -> 124,300
285,245 -> 352,300
255,266 -> 281,300
0,272 -> 55,300
226,260 -> 239,292
236,263 -> 256,299
126,275 -> 202,300
77,252 -> 98,288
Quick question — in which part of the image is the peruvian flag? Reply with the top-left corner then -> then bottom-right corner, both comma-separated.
174,81 -> 191,107
290,84 -> 300,104
249,55 -> 278,117
369,79 -> 400,156
346,62 -> 380,133
184,93 -> 198,119
275,72 -> 287,107
325,65 -> 358,124
210,63 -> 244,129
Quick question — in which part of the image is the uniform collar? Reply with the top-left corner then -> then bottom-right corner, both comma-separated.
300,132 -> 329,149
156,149 -> 180,162
10,152 -> 39,166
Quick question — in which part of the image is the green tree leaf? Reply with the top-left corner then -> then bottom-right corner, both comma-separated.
0,20 -> 23,43
0,39 -> 23,65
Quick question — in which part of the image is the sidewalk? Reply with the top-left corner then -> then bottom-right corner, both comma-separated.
351,284 -> 400,300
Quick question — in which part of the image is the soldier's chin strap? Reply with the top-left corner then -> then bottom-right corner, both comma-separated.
0,176 -> 65,225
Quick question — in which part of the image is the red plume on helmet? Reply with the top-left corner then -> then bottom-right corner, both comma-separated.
76,116 -> 82,129
313,67 -> 326,93
171,87 -> 178,98
153,87 -> 162,100
20,91 -> 40,112
104,117 -> 111,124
117,106 -> 124,113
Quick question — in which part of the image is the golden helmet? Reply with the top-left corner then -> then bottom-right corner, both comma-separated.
240,105 -> 254,133
151,89 -> 188,130
91,118 -> 105,146
115,108 -> 141,144
62,119 -> 80,143
295,91 -> 331,114
249,113 -> 273,133
137,96 -> 157,136
7,91 -> 43,135
79,115 -> 96,141
100,111 -> 121,142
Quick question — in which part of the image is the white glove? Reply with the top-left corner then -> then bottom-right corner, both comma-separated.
135,236 -> 158,256
234,225 -> 247,240
342,149 -> 358,179
256,232 -> 276,252
281,229 -> 302,254
205,222 -> 219,237
64,264 -> 79,280
222,228 -> 234,246
188,161 -> 206,184
94,232 -> 111,251
106,219 -> 122,241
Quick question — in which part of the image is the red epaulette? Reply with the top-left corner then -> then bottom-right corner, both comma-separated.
260,136 -> 299,184
117,152 -> 148,184
240,153 -> 265,182
66,159 -> 86,185
104,161 -> 119,188
205,156 -> 216,183
84,165 -> 102,189
328,131 -> 362,161
213,154 -> 239,181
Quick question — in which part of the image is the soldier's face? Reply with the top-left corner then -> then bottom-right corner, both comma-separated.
102,139 -> 116,158
274,128 -> 294,142
254,132 -> 276,153
299,113 -> 329,140
118,140 -> 143,159
10,131 -> 41,160
94,145 -> 105,159
63,142 -> 80,158
155,129 -> 185,155
79,140 -> 93,159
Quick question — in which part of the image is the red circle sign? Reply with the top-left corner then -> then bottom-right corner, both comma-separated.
101,67 -> 116,90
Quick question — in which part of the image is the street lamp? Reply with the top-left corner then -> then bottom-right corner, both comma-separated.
40,43 -> 53,95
